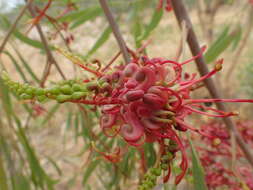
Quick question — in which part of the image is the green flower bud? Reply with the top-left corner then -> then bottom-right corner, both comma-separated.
151,168 -> 161,176
17,88 -> 25,95
60,85 -> 72,95
142,184 -> 149,190
148,174 -> 156,182
20,93 -> 32,100
13,83 -> 20,90
25,88 -> 35,96
35,88 -> 45,96
71,92 -> 86,100
37,95 -> 47,102
72,84 -> 82,91
86,81 -> 98,91
56,95 -> 71,103
1,71 -> 9,81
161,163 -> 169,170
146,180 -> 155,188
79,85 -> 87,92
47,86 -> 61,95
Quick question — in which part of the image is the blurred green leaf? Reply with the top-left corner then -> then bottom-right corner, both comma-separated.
204,26 -> 241,63
15,122 -> 55,190
0,155 -> 9,190
82,159 -> 100,186
0,16 -> 47,49
3,51 -> 28,82
47,157 -> 62,177
70,7 -> 102,29
85,26 -> 111,59
13,174 -> 31,190
74,112 -> 80,142
137,9 -> 163,43
12,45 -> 41,84
41,104 -> 61,126
189,138 -> 208,190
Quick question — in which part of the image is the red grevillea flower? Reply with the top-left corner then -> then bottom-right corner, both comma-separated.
197,120 -> 253,190
60,45 -> 253,185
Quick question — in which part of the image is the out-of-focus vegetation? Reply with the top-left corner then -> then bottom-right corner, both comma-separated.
0,0 -> 253,190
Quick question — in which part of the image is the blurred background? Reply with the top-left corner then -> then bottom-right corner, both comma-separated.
0,0 -> 253,190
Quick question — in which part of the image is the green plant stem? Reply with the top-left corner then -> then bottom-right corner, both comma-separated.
26,1 -> 66,86
0,0 -> 33,54
98,0 -> 130,64
171,0 -> 253,168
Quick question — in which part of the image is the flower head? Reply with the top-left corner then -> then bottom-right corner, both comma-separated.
3,46 -> 253,186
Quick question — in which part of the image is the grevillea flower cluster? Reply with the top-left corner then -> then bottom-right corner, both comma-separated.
2,47 -> 253,189
196,120 -> 253,190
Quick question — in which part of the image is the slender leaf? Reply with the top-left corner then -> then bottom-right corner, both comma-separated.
3,51 -> 28,82
15,122 -> 55,190
41,104 -> 61,126
70,7 -> 102,29
204,26 -> 241,63
12,45 -> 40,83
0,155 -> 9,190
189,139 -> 208,190
137,9 -> 163,43
82,159 -> 100,186
85,26 -> 111,59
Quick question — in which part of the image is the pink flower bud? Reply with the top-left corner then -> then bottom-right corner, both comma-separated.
125,90 -> 144,101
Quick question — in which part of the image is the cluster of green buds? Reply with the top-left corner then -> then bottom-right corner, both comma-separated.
1,71 -> 94,103
138,167 -> 162,190
161,139 -> 178,170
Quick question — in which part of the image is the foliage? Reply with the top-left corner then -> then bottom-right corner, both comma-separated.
0,0 -> 253,190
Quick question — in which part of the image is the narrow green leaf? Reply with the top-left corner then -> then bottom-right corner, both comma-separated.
3,51 -> 28,82
85,26 -> 111,59
189,139 -> 208,190
47,157 -> 62,177
65,111 -> 73,131
74,112 -> 80,142
1,16 -> 47,49
13,30 -> 46,49
138,9 -> 163,43
15,122 -> 55,190
0,155 -> 9,190
13,174 -> 31,190
70,7 -> 102,29
12,45 -> 40,83
204,27 -> 241,63
41,104 -> 61,126
0,77 -> 13,121
82,159 -> 100,186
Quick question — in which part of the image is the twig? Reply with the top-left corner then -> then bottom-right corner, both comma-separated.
27,1 -> 66,86
0,0 -> 33,53
98,0 -> 130,64
171,0 -> 253,168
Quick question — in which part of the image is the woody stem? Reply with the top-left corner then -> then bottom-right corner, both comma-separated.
171,0 -> 253,168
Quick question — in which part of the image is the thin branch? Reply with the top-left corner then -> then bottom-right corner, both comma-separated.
0,0 -> 33,53
27,1 -> 66,85
98,0 -> 130,64
171,0 -> 253,168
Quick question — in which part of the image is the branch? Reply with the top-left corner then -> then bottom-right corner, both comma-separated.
0,0 -> 33,53
171,0 -> 253,168
26,1 -> 66,85
98,0 -> 130,64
